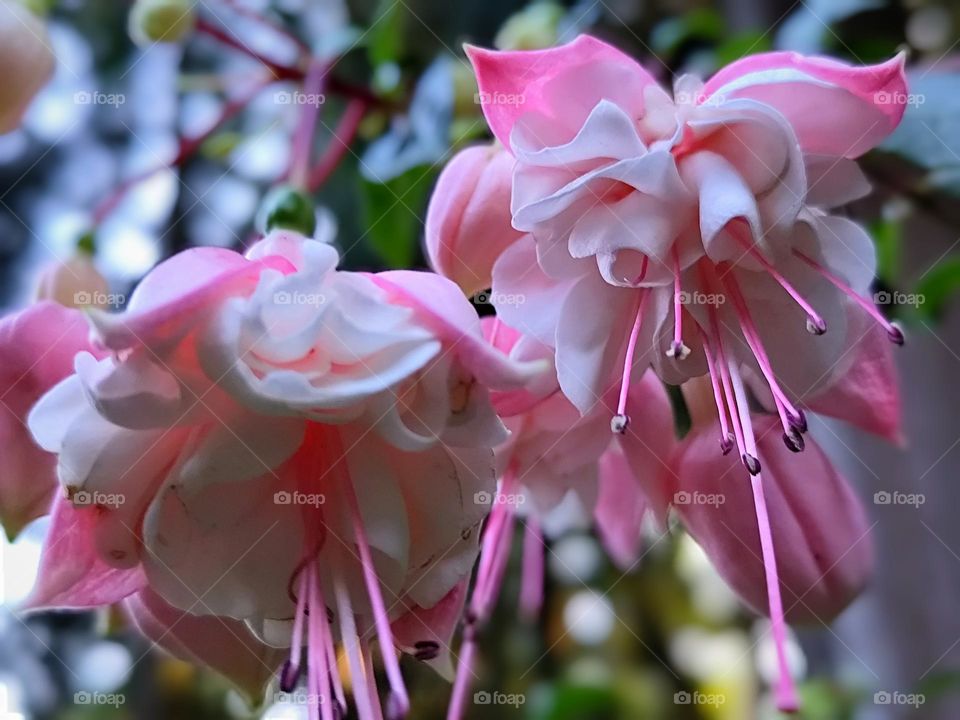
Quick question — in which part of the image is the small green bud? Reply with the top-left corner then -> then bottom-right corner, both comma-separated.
256,185 -> 317,237
128,0 -> 197,47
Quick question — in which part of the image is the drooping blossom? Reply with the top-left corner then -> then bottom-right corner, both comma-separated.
446,318 -> 676,719
462,35 -> 907,710
0,1 -> 55,133
425,143 -> 523,296
17,229 -> 542,719
35,252 -> 110,309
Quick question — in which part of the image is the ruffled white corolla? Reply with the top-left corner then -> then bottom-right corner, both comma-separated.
24,230 -> 540,719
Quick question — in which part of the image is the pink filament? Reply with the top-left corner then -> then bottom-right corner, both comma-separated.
672,246 -> 684,349
698,329 -> 733,449
446,634 -> 478,720
287,568 -> 310,682
617,289 -> 649,417
307,568 -> 335,720
342,477 -> 410,717
736,235 -> 826,332
793,249 -> 902,340
721,275 -> 803,426
332,567 -> 376,720
519,519 -> 545,620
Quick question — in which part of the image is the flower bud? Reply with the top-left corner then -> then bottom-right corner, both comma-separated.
36,249 -> 110,310
128,0 -> 197,47
424,144 -> 522,296
671,416 -> 874,623
0,1 -> 55,134
255,184 -> 317,238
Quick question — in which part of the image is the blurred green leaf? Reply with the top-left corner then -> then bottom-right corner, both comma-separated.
360,165 -> 435,268
714,32 -> 772,66
367,0 -> 408,67
914,257 -> 960,321
529,682 -> 619,720
870,218 -> 902,287
650,8 -> 724,55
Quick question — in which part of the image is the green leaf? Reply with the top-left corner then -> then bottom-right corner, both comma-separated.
914,257 -> 960,321
715,32 -> 772,66
360,165 -> 437,268
870,218 -> 902,287
650,8 -> 724,55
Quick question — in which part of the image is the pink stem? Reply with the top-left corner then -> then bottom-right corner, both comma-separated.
288,59 -> 329,188
195,17 -> 304,80
446,632 -> 478,720
214,0 -> 310,53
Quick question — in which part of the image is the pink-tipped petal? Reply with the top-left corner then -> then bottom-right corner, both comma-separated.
466,34 -> 658,149
808,312 -> 902,444
392,580 -> 469,681
0,303 -> 99,539
125,588 -> 284,707
701,51 -> 908,158
23,496 -> 146,611
594,447 -> 647,570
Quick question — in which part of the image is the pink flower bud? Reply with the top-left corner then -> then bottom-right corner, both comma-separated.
672,416 -> 874,623
0,2 -> 55,134
36,254 -> 110,309
425,143 -> 522,296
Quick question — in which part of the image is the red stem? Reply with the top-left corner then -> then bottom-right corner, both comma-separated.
307,99 -> 368,192
213,0 -> 310,53
92,78 -> 272,226
287,59 -> 329,188
195,17 -> 304,80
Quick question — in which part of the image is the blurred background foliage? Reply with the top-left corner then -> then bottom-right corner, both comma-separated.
1,0 -> 960,719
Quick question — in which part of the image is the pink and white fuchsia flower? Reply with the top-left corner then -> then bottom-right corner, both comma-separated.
8,230 -> 543,720
461,35 -> 908,711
